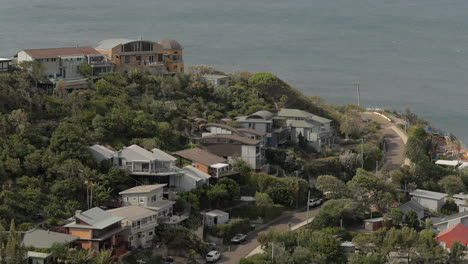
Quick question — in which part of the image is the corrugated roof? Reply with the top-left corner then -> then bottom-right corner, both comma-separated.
201,134 -> 261,145
287,120 -> 316,128
107,205 -> 157,222
206,209 -> 229,217
96,38 -> 136,50
435,223 -> 468,248
410,189 -> 448,200
173,148 -> 226,166
181,165 -> 211,181
248,110 -> 275,120
432,211 -> 468,225
22,229 -> 79,249
119,184 -> 167,195
158,39 -> 182,50
278,108 -> 311,118
151,148 -> 176,162
398,200 -> 425,219
22,46 -> 100,59
65,207 -> 125,230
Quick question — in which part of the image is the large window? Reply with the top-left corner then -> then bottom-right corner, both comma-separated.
125,56 -> 130,64
123,41 -> 153,52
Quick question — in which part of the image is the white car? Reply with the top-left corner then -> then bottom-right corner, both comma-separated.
206,250 -> 221,263
231,233 -> 247,243
308,198 -> 323,207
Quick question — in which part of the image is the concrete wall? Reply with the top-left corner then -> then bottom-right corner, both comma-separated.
122,188 -> 164,207
242,145 -> 258,169
412,196 -> 442,212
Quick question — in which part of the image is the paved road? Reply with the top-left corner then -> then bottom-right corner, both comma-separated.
361,112 -> 407,172
217,208 -> 319,264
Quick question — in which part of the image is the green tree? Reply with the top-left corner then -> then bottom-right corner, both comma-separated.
439,175 -> 465,195
316,175 -> 348,199
389,208 -> 404,226
78,62 -> 93,78
255,192 -> 273,207
404,210 -> 420,229
92,250 -> 115,264
448,241 -> 465,264
5,220 -> 25,264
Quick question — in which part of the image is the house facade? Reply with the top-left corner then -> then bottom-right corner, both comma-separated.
432,211 -> 468,231
235,110 -> 277,147
173,147 -> 236,178
107,206 -> 158,249
409,189 -> 448,212
204,210 -> 229,227
96,38 -> 184,74
435,223 -> 468,249
201,75 -> 230,88
64,207 -> 129,254
0,58 -> 12,72
171,165 -> 211,192
16,46 -> 113,83
119,184 -> 175,218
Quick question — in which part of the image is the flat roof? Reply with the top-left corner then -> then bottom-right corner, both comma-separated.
173,148 -> 226,166
206,209 -> 229,217
202,74 -> 229,79
119,184 -> 167,195
107,205 -> 157,222
435,160 -> 461,166
410,189 -> 448,200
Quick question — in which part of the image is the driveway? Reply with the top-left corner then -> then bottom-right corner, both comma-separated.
216,208 -> 319,264
361,112 -> 408,172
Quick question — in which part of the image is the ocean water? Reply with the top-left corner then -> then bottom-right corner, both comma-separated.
1,0 -> 467,142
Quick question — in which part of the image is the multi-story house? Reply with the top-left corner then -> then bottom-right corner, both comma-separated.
199,123 -> 264,170
95,38 -> 184,74
158,39 -> 184,73
16,46 -> 113,89
173,147 -> 236,179
119,184 -> 175,218
64,207 -> 129,255
276,108 -> 333,150
106,206 -> 158,249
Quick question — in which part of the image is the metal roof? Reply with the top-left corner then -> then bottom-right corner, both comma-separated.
206,209 -> 229,217
173,148 -> 226,166
248,110 -> 275,120
435,160 -> 461,167
158,39 -> 183,50
96,38 -> 136,50
200,134 -> 261,145
22,229 -> 79,249
107,205 -> 157,222
115,145 -> 154,160
181,165 -> 211,181
119,184 -> 167,195
278,108 -> 331,124
287,120 -> 316,128
151,148 -> 177,162
65,207 -> 125,230
410,189 -> 448,200
432,211 -> 468,225
89,145 -> 115,162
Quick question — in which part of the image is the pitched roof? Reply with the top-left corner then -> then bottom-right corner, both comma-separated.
89,144 -> 115,162
22,46 -> 100,59
202,75 -> 229,80
107,205 -> 157,222
116,145 -> 154,160
435,223 -> 468,248
181,165 -> 211,181
432,211 -> 468,225
310,115 -> 332,124
96,38 -> 136,50
398,200 -> 425,219
119,184 -> 167,195
248,110 -> 275,120
65,207 -> 125,230
173,148 -> 226,166
151,148 -> 176,162
202,123 -> 243,136
287,120 -> 316,128
201,134 -> 261,145
409,189 -> 448,200
22,229 -> 79,249
158,39 -> 182,50
277,108 -> 331,124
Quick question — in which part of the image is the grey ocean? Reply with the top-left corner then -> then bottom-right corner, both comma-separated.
1,0 -> 467,142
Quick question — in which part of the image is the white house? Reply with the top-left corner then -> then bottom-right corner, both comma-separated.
107,205 -> 158,249
201,74 -> 230,88
431,211 -> 468,231
451,193 -> 468,212
409,189 -> 448,212
235,110 -> 278,147
170,165 -> 211,192
204,210 -> 229,227
16,46 -> 113,85
119,184 -> 175,218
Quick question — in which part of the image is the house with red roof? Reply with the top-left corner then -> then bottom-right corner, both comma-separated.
435,222 -> 468,249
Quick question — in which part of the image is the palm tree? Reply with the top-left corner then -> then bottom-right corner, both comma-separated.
70,249 -> 94,264
49,243 -> 71,264
92,250 -> 115,264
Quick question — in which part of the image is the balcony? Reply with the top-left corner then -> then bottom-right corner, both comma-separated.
158,214 -> 189,225
89,60 -> 114,68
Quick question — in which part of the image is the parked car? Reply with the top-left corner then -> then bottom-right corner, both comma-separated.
308,198 -> 323,207
206,250 -> 221,263
231,233 -> 247,243
163,256 -> 175,264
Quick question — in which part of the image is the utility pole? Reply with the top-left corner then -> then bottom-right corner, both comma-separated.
295,171 -> 299,209
355,83 -> 360,107
306,190 -> 311,224
271,242 -> 275,264
361,138 -> 364,169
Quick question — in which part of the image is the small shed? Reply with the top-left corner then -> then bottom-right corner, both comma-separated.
27,251 -> 52,264
205,209 -> 229,227
340,241 -> 355,253
202,75 -> 230,88
364,217 -> 390,232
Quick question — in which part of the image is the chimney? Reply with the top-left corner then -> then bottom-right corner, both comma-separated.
75,210 -> 82,216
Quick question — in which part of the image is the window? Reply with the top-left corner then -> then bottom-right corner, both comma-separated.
138,233 -> 141,238
125,56 -> 130,64
136,56 -> 141,61
157,54 -> 163,62
142,234 -> 145,238
149,231 -> 153,236
51,58 -> 57,62
46,59 -> 49,62
149,56 -> 154,64
139,198 -> 144,203
77,58 -> 81,61
124,197 -> 129,202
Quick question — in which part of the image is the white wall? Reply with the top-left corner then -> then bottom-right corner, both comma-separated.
122,189 -> 164,207
412,197 -> 442,212
241,145 -> 257,169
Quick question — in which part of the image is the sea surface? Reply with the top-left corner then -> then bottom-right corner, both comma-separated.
1,0 -> 467,142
